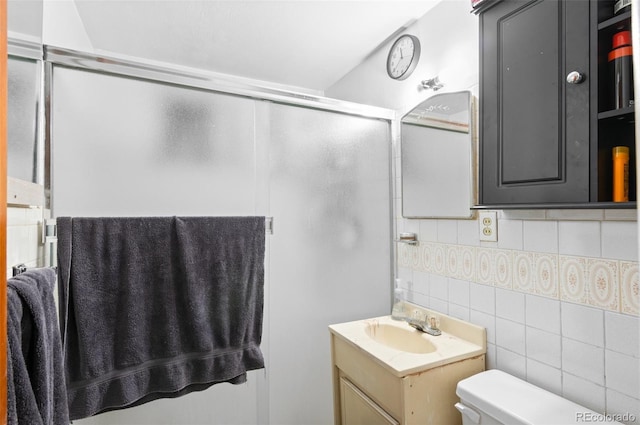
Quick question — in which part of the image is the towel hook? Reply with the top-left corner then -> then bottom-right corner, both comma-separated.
266,217 -> 274,235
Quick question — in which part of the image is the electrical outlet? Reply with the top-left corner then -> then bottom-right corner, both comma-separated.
479,211 -> 498,242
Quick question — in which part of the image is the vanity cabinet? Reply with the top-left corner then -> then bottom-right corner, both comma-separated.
339,376 -> 398,425
330,334 -> 484,425
476,0 -> 636,208
329,312 -> 486,425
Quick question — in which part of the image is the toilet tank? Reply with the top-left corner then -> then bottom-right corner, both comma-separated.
456,370 -> 623,425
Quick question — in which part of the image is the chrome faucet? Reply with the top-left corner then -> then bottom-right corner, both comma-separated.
408,312 -> 441,336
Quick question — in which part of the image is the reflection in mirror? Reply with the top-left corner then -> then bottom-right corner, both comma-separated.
401,90 -> 475,218
8,57 -> 40,183
7,0 -> 44,189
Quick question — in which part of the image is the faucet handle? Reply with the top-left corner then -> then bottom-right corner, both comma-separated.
427,314 -> 440,330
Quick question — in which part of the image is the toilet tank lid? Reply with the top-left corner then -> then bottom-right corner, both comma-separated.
456,370 -> 623,425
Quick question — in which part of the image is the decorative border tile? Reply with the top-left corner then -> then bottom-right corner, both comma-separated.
476,248 -> 494,285
446,245 -> 459,278
411,244 -> 421,270
513,252 -> 535,293
620,261 -> 639,315
433,244 -> 446,275
420,242 -> 434,273
397,241 -> 639,317
459,246 -> 476,282
534,253 -> 558,299
560,256 -> 587,304
494,249 -> 513,289
398,243 -> 411,267
586,259 -> 619,312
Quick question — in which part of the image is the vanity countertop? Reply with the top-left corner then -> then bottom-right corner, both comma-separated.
329,307 -> 486,378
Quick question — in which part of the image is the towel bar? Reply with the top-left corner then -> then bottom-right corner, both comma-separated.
44,218 -> 58,268
12,264 -> 28,276
37,216 -> 272,271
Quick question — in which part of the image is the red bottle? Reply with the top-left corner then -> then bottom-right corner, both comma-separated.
609,30 -> 634,109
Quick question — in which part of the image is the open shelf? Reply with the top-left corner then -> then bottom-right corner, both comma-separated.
598,10 -> 631,30
594,2 -> 635,205
598,107 -> 635,121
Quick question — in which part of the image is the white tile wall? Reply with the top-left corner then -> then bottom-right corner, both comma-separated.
448,303 -> 470,322
601,221 -> 639,261
559,221 -> 601,257
496,346 -> 526,379
437,220 -> 458,244
523,220 -> 558,253
430,274 -> 448,301
525,294 -> 561,333
469,282 -> 495,314
6,206 -> 44,278
457,219 -> 480,246
485,343 -> 497,369
526,327 -> 561,368
397,210 -> 640,418
526,358 -> 562,395
449,278 -> 470,307
605,350 -> 640,398
470,309 -> 495,344
563,373 -> 606,414
605,311 -> 640,358
562,338 -> 605,385
495,288 -> 525,323
419,219 -> 438,242
561,302 -> 605,347
607,389 -> 640,424
495,318 -> 525,355
497,219 -> 523,251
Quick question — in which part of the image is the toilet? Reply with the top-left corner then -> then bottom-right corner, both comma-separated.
456,370 -> 624,425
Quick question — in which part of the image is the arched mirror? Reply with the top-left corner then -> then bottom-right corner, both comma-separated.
400,90 -> 476,218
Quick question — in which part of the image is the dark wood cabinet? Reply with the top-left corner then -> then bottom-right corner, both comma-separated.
476,0 -> 636,208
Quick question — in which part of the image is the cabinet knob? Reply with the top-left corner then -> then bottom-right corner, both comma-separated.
566,71 -> 585,84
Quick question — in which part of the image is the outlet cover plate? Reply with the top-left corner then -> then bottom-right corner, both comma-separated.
479,210 -> 497,242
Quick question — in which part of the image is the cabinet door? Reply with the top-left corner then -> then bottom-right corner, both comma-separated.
480,0 -> 590,205
340,377 -> 399,425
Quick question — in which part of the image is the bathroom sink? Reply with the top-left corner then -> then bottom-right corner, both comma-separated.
329,313 -> 486,377
329,309 -> 487,424
364,322 -> 436,354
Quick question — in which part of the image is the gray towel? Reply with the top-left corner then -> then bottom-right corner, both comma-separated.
57,216 -> 266,420
7,267 -> 70,425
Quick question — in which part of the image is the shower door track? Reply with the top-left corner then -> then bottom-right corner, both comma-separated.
43,45 -> 397,120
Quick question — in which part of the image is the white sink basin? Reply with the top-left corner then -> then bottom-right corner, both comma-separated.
329,314 -> 486,377
365,323 -> 436,354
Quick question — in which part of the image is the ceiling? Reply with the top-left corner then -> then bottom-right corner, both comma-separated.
69,1 -> 441,92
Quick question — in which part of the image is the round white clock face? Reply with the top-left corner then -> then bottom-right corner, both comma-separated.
387,35 -> 421,80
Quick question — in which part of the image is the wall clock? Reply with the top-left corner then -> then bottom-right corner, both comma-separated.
386,34 -> 421,80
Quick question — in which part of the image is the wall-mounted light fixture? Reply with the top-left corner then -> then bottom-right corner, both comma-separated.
420,76 -> 444,91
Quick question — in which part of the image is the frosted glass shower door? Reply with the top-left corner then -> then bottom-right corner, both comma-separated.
50,64 -> 392,425
263,102 -> 391,425
50,67 -> 263,425
51,67 -> 258,217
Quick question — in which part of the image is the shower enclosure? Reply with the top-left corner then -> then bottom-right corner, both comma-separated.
47,49 -> 394,424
